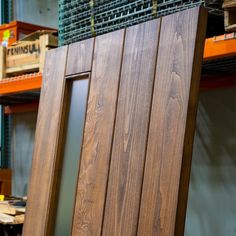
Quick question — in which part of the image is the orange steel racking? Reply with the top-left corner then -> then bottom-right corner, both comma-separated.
0,34 -> 235,97
204,33 -> 236,60
0,72 -> 42,95
4,102 -> 39,114
0,21 -> 54,46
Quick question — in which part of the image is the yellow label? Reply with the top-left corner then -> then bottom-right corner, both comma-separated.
0,195 -> 5,201
3,30 -> 10,41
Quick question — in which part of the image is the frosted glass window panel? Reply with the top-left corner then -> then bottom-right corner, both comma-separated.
54,78 -> 89,236
185,88 -> 236,236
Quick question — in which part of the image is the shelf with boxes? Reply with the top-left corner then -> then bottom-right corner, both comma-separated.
0,73 -> 42,105
202,33 -> 236,90
0,23 -> 57,106
203,33 -> 236,74
0,33 -> 235,102
0,30 -> 57,79
0,21 -> 57,183
0,21 -> 53,47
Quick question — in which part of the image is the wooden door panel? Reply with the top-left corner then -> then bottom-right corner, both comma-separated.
72,29 -> 125,236
137,7 -> 207,236
23,46 -> 68,236
23,7 -> 207,236
102,19 -> 161,236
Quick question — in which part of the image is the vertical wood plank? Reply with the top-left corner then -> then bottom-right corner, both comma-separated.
39,34 -> 49,73
66,38 -> 94,75
72,29 -> 125,236
138,7 -> 207,236
102,19 -> 161,236
23,46 -> 68,236
175,7 -> 208,236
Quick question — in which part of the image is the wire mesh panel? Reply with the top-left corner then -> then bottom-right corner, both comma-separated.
58,0 -> 222,45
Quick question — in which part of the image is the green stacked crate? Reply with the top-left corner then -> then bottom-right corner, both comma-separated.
59,0 -> 222,45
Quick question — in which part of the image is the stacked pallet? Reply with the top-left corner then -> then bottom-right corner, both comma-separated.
0,201 -> 25,225
223,0 -> 236,31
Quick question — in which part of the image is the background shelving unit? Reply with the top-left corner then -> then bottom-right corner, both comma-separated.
202,33 -> 236,91
0,0 -> 235,234
0,73 -> 41,104
0,34 -> 235,98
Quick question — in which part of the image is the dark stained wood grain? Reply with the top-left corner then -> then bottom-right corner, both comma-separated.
175,7 -> 208,236
66,38 -> 94,75
23,46 -> 68,236
102,19 -> 161,236
137,7 -> 207,236
24,7 -> 207,236
71,29 -> 125,236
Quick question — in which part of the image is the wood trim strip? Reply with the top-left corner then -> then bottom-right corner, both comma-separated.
48,73 -> 91,236
175,7 -> 208,236
23,46 -> 68,236
102,19 -> 161,236
52,76 -> 90,236
4,103 -> 39,114
71,29 -> 125,236
137,7 -> 207,236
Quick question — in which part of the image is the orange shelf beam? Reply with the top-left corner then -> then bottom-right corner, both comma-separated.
4,102 -> 39,114
0,34 -> 235,96
0,72 -> 42,95
204,33 -> 236,61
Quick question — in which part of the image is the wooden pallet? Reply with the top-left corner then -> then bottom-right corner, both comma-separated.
223,0 -> 236,9
0,30 -> 57,80
223,0 -> 236,32
224,9 -> 236,32
0,201 -> 25,225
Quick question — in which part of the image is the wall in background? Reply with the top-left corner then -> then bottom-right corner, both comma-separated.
11,111 -> 37,197
185,87 -> 236,236
13,0 -> 58,28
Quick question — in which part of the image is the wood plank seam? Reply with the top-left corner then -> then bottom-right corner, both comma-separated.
135,16 -> 163,236
99,27 -> 127,235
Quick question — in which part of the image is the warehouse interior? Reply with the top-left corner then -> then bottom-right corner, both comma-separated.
0,0 -> 235,235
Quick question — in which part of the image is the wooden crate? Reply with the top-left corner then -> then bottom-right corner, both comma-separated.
224,8 -> 236,32
0,21 -> 54,47
0,30 -> 57,79
223,0 -> 236,9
